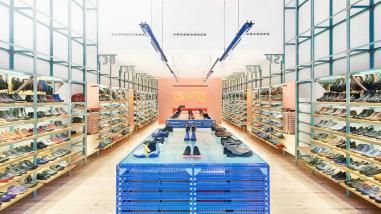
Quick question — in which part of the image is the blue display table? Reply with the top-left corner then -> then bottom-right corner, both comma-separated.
116,129 -> 270,214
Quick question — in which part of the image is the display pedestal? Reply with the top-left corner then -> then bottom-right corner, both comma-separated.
116,129 -> 270,214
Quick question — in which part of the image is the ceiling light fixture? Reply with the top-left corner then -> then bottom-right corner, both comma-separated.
139,22 -> 178,81
204,21 -> 254,82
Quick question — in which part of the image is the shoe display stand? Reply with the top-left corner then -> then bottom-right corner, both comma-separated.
166,107 -> 216,128
0,70 -> 85,210
249,84 -> 287,151
0,73 -> 86,211
116,129 -> 270,213
296,72 -> 381,208
222,73 -> 248,129
133,77 -> 159,129
97,86 -> 131,151
133,91 -> 158,129
283,0 -> 381,207
0,0 -> 98,210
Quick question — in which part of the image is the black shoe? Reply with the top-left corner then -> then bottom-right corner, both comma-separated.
192,146 -> 201,157
163,125 -> 173,132
332,171 -> 346,180
183,146 -> 191,157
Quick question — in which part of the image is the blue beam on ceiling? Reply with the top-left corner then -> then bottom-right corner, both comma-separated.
205,21 -> 254,81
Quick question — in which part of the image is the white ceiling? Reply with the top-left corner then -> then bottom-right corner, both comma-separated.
98,0 -> 283,77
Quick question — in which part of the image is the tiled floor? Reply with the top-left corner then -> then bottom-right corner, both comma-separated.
4,122 -> 380,214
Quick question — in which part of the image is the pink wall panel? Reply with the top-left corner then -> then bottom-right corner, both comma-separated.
158,77 -> 222,124
283,81 -> 296,110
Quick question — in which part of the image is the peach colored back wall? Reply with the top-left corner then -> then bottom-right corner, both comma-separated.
158,77 -> 222,124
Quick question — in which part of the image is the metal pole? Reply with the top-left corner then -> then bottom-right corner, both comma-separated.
345,0 -> 351,197
295,0 -> 300,163
49,0 -> 53,76
9,0 -> 14,70
369,0 -> 374,69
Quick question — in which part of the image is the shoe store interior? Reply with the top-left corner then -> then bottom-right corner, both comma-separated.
0,0 -> 381,213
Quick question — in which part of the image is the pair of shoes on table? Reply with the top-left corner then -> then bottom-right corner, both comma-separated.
183,146 -> 201,158
184,126 -> 196,141
221,137 -> 253,157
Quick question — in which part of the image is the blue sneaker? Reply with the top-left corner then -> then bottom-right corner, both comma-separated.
133,141 -> 160,158
191,126 -> 196,141
184,126 -> 190,141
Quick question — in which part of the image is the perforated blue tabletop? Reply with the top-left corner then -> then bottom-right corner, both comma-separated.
119,129 -> 267,166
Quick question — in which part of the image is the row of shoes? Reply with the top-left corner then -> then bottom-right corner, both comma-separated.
256,110 -> 283,119
345,178 -> 381,203
351,126 -> 381,140
317,90 -> 381,103
0,108 -> 30,122
37,160 -> 70,180
102,103 -> 127,110
0,93 -> 26,103
251,127 -> 284,148
0,128 -> 33,142
0,121 -> 67,142
23,94 -> 64,103
134,91 -> 157,101
315,120 -> 346,131
348,161 -> 381,178
326,74 -> 381,92
222,91 -> 247,100
322,77 -> 363,93
0,107 -> 67,123
317,92 -> 349,102
1,160 -> 38,182
1,177 -> 38,202
316,107 -> 381,121
309,157 -> 340,175
311,146 -> 349,165
221,136 -> 253,157
98,137 -> 112,149
0,133 -> 69,160
110,125 -> 127,133
1,76 -> 55,94
314,133 -> 381,160
310,145 -> 381,178
36,149 -> 70,165
253,116 -> 283,129
252,123 -> 284,138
